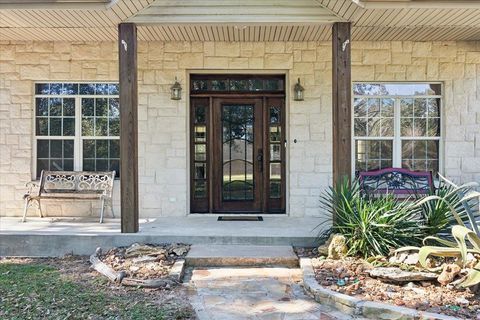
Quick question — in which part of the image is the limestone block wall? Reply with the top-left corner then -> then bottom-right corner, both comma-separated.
1,39 -> 480,218
351,41 -> 480,184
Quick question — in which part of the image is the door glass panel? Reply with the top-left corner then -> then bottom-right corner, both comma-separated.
222,104 -> 254,201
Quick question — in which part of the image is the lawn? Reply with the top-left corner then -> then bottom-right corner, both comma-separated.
0,257 -> 194,320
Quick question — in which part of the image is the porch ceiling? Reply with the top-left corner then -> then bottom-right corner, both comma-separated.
1,0 -> 480,41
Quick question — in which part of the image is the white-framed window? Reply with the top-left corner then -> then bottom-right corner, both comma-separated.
353,83 -> 442,176
34,82 -> 120,179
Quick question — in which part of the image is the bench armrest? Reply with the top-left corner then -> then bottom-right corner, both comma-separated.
24,181 -> 40,198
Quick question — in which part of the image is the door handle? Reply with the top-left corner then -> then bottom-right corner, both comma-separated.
257,149 -> 263,172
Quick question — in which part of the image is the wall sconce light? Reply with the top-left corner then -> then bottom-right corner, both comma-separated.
171,77 -> 182,100
293,78 -> 304,101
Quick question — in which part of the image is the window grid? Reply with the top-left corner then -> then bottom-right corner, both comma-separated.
34,83 -> 119,179
352,83 -> 442,176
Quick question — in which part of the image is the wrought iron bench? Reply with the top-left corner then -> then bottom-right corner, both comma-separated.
358,167 -> 434,197
22,170 -> 115,223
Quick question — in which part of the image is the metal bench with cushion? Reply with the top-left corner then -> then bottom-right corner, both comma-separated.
23,170 -> 115,223
358,167 -> 434,196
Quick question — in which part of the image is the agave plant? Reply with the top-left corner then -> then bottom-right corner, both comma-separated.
405,175 -> 480,288
319,178 -> 426,258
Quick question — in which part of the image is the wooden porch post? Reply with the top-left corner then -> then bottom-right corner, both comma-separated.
119,23 -> 139,233
332,22 -> 352,187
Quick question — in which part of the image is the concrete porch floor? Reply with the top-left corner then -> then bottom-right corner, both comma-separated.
0,216 -> 326,257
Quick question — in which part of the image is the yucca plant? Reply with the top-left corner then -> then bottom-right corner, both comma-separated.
319,178 -> 426,258
401,175 -> 480,288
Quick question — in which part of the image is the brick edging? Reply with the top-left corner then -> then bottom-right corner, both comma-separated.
299,258 -> 459,320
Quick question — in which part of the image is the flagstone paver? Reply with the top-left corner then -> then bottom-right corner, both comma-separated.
187,267 -> 356,320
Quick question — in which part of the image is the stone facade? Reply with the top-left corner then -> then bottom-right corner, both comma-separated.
1,40 -> 480,218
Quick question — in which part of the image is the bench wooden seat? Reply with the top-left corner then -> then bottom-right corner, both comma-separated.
358,167 -> 434,197
22,170 -> 115,223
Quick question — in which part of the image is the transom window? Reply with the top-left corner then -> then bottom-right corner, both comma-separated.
353,83 -> 441,176
34,82 -> 120,179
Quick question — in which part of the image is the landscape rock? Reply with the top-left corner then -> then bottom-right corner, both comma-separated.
327,234 -> 348,260
369,267 -> 438,282
437,263 -> 461,286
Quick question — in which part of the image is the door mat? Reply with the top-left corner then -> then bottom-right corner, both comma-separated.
217,216 -> 263,221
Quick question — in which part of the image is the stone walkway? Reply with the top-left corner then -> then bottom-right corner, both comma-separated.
187,267 -> 354,320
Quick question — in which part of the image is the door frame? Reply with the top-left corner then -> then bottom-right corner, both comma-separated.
187,72 -> 288,215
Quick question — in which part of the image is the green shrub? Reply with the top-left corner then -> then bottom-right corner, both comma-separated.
320,178 -> 425,258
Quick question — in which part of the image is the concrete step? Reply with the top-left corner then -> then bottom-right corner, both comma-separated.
185,244 -> 298,267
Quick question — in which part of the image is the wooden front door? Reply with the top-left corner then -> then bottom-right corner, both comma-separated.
212,98 -> 263,212
189,74 -> 286,214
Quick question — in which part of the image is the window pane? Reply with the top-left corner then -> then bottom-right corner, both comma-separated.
354,118 -> 367,136
63,118 -> 75,136
82,118 -> 94,136
96,98 -> 108,117
414,99 -> 428,118
80,84 -> 95,95
195,163 -> 206,179
49,98 -> 62,116
401,99 -> 413,117
194,180 -> 207,198
270,144 -> 281,161
96,84 -> 109,95
381,98 -> 394,117
195,144 -> 206,161
35,83 -> 50,95
37,140 -> 49,158
36,98 -> 48,116
82,98 -> 94,116
427,118 -> 440,137
355,140 -> 393,172
110,140 -> 120,158
95,118 -> 108,136
194,125 -> 206,142
49,118 -> 62,136
109,98 -> 120,118
270,106 -> 281,124
270,180 -> 281,199
402,140 -> 439,174
96,140 -> 108,158
50,140 -> 63,158
63,83 -> 78,95
83,159 -> 95,171
354,83 -> 441,96
108,84 -> 119,95
36,118 -> 48,136
354,98 -> 367,117
270,126 -> 281,142
50,83 -> 62,95
109,118 -> 120,136
83,139 -> 95,158
63,98 -> 75,116
194,106 -> 206,124
64,140 -> 74,158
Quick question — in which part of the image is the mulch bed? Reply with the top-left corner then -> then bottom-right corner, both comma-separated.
295,248 -> 480,319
